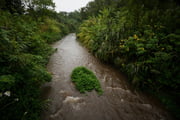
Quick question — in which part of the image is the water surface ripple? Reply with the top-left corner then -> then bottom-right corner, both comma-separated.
41,34 -> 172,120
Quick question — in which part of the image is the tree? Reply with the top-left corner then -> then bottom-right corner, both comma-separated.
0,0 -> 24,14
23,0 -> 55,19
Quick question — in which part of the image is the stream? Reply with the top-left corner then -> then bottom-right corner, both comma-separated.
41,33 -> 172,120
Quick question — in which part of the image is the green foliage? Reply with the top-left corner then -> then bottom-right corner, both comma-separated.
0,75 -> 15,91
0,7 -> 66,119
79,0 -> 123,20
0,0 -> 82,119
0,0 -> 76,119
0,0 -> 24,14
39,18 -> 64,43
78,0 -> 180,118
56,11 -> 82,33
71,67 -> 103,95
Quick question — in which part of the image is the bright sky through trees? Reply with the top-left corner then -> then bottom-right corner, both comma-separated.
53,0 -> 93,12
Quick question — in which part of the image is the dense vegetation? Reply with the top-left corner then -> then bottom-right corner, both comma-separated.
0,0 -> 179,119
56,11 -> 82,33
71,67 -> 103,95
77,0 -> 180,118
0,0 -> 74,119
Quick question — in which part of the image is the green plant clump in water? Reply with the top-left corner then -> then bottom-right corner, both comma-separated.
71,66 -> 103,95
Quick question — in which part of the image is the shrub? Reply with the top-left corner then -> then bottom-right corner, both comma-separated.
77,1 -> 180,118
0,11 -> 62,120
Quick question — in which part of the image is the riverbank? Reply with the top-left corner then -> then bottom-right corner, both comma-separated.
41,34 -> 172,120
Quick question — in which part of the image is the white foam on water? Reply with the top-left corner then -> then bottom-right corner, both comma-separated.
63,96 -> 85,110
142,104 -> 152,109
63,96 -> 81,103
59,90 -> 66,94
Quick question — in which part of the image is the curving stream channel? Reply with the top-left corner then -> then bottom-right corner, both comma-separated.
41,34 -> 172,120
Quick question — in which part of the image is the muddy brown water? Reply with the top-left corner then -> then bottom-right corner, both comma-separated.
41,33 -> 172,120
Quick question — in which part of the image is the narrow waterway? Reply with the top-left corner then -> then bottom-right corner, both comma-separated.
41,33 -> 172,120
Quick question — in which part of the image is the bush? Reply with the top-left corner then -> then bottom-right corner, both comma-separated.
0,10 -> 64,120
71,67 -> 103,95
77,0 -> 180,118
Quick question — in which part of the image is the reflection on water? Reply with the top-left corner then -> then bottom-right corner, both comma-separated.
41,34 -> 172,120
